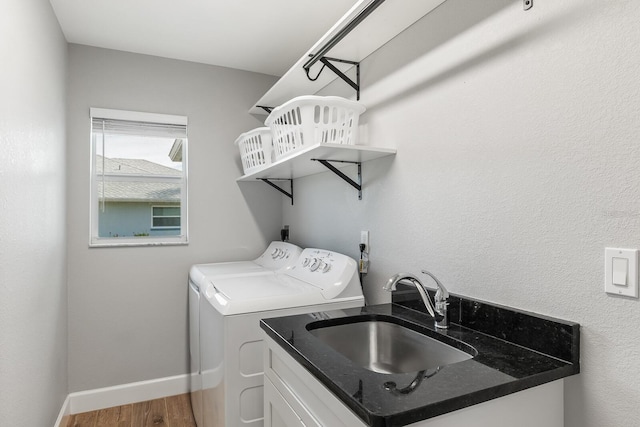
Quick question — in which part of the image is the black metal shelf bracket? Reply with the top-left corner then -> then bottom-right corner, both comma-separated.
304,56 -> 361,100
312,159 -> 362,200
259,178 -> 293,205
256,105 -> 273,114
301,0 -> 386,101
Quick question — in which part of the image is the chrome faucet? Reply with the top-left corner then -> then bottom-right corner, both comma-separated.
384,270 -> 450,329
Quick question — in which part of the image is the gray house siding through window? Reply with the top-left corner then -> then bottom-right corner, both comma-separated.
96,156 -> 182,238
98,201 -> 180,237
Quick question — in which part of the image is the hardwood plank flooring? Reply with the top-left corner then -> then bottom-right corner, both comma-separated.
64,394 -> 196,427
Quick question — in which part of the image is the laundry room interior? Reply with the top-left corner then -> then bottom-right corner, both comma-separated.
2,0 -> 640,426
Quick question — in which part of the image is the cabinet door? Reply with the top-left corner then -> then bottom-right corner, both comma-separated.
264,376 -> 305,427
264,335 -> 366,427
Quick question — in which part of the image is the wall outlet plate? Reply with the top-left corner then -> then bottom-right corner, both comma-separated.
605,247 -> 638,298
360,230 -> 369,251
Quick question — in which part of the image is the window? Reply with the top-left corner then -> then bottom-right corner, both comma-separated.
90,108 -> 188,247
152,206 -> 181,229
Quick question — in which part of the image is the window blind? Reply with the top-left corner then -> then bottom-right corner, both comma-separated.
90,107 -> 188,138
91,117 -> 187,139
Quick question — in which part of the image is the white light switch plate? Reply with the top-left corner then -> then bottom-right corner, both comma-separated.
605,248 -> 638,298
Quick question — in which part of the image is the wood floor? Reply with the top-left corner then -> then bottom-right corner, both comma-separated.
63,393 -> 196,427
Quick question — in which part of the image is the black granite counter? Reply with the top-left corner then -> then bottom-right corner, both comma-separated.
260,294 -> 579,427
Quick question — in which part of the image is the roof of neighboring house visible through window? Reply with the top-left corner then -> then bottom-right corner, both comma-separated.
96,155 -> 181,203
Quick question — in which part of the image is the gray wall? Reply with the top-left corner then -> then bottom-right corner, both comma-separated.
0,0 -> 68,425
283,1 -> 640,426
67,45 -> 281,392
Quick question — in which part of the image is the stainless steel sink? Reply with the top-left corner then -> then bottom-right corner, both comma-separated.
308,319 -> 475,374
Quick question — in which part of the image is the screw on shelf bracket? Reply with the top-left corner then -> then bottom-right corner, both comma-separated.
259,178 -> 293,205
256,105 -> 273,114
524,0 -> 533,10
304,56 -> 361,100
312,159 -> 362,200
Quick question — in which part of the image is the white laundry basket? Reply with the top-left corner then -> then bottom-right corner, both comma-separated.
234,127 -> 273,175
265,96 -> 366,161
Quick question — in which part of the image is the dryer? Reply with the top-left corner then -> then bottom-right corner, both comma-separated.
188,241 -> 302,427
199,248 -> 364,427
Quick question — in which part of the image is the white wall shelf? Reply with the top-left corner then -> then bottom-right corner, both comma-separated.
249,0 -> 447,115
236,144 -> 396,203
237,144 -> 395,181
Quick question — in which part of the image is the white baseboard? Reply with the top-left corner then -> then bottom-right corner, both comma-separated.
54,395 -> 71,427
54,373 -> 190,424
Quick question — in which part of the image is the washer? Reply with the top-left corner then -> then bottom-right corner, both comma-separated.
189,242 -> 303,427
199,248 -> 364,427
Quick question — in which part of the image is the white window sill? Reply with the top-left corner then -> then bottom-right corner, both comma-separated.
89,237 -> 188,248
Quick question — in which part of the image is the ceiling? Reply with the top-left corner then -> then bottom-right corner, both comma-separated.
49,0 -> 360,77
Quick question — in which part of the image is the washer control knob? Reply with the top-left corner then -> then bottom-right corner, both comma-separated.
309,258 -> 321,272
302,257 -> 311,267
321,262 -> 331,273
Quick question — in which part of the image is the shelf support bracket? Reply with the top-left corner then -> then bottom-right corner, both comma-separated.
256,105 -> 273,114
312,159 -> 362,200
304,56 -> 361,100
259,178 -> 293,205
524,0 -> 533,10
302,0 -> 384,100
317,57 -> 361,100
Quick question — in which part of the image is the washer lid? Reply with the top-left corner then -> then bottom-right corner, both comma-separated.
212,274 -> 320,300
189,241 -> 303,286
203,274 -> 358,315
189,261 -> 268,285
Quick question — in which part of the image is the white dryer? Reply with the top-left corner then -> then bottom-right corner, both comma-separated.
199,248 -> 364,427
188,241 -> 302,427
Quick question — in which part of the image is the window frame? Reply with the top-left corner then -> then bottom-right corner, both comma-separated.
89,107 -> 189,247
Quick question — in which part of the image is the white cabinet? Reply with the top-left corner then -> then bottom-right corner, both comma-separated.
263,332 -> 565,427
263,332 -> 366,427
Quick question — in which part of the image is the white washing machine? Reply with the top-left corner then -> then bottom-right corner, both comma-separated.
189,242 -> 303,427
200,248 -> 364,427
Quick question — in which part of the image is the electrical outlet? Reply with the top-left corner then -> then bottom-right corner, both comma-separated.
360,230 -> 369,252
359,230 -> 369,274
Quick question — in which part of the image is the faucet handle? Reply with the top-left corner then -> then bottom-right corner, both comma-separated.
420,270 -> 449,300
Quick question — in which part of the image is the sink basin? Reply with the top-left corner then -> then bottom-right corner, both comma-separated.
307,317 -> 475,374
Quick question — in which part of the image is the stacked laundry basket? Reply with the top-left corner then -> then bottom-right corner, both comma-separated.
235,96 -> 366,175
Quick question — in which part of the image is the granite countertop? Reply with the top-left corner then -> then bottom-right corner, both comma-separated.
260,294 -> 580,427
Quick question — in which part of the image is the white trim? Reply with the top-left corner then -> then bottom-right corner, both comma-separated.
89,238 -> 188,248
53,395 -> 71,427
66,374 -> 190,415
90,107 -> 187,125
88,107 -> 189,247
